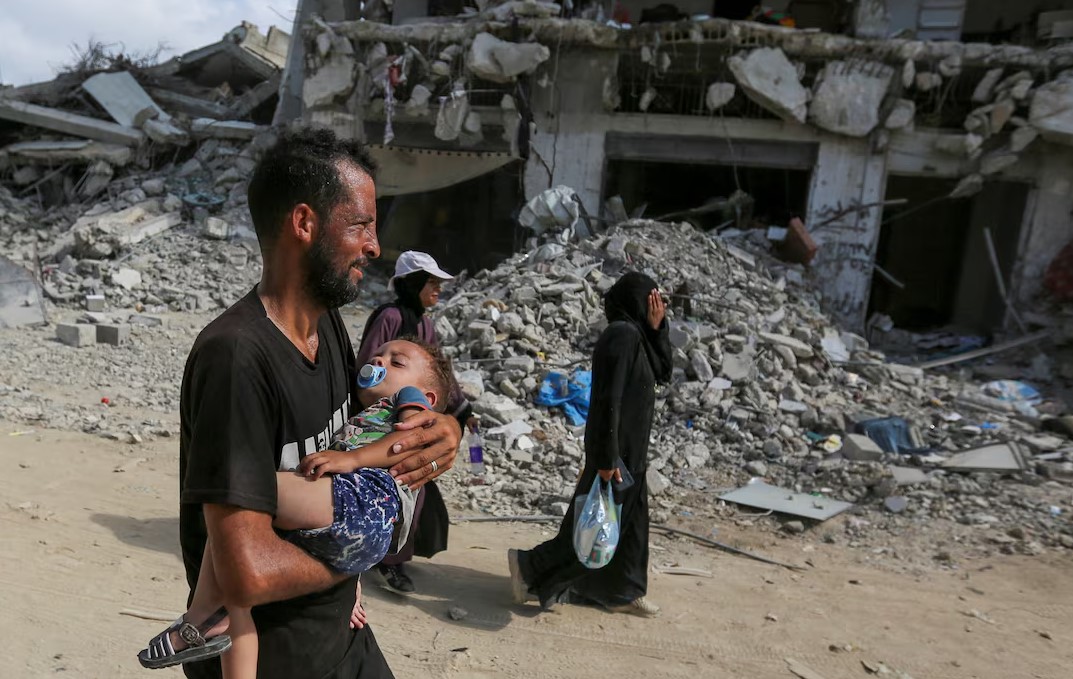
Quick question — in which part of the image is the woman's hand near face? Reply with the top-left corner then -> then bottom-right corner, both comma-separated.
647,289 -> 666,330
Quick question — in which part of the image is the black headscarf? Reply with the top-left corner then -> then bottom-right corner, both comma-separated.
362,270 -> 431,340
603,272 -> 673,383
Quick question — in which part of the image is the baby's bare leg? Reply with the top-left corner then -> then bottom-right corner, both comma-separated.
274,471 -> 334,531
219,606 -> 257,679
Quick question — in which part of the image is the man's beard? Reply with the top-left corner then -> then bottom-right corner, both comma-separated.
305,233 -> 363,309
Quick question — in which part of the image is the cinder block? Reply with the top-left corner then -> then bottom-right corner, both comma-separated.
842,433 -> 884,461
56,323 -> 96,348
96,323 -> 131,346
85,294 -> 105,312
129,314 -> 165,327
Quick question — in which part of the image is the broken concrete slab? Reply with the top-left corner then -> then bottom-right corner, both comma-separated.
0,99 -> 144,146
759,332 -> 814,359
727,47 -> 808,124
1021,434 -> 1067,453
111,268 -> 143,290
0,140 -> 133,166
467,33 -> 550,83
190,118 -> 263,140
55,323 -> 96,347
129,314 -> 165,327
809,60 -> 893,137
720,479 -> 853,521
942,442 -> 1027,473
146,87 -> 232,119
143,118 -> 190,145
72,209 -> 182,258
842,433 -> 884,462
303,53 -> 356,108
889,466 -> 929,486
81,71 -> 169,128
0,255 -> 45,328
1029,78 -> 1073,146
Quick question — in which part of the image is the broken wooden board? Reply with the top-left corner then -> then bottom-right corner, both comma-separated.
0,140 -> 133,166
0,254 -> 45,328
942,442 -> 1027,473
0,99 -> 144,146
719,480 -> 853,521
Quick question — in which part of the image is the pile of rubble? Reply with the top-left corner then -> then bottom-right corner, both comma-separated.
0,25 -> 292,332
432,219 -> 1073,552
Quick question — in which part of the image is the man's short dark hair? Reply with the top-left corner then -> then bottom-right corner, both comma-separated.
247,126 -> 378,250
400,336 -> 455,414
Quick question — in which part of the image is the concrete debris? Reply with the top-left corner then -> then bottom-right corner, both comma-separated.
435,84 -> 470,141
55,323 -> 96,348
1029,77 -> 1073,146
972,68 -> 1004,103
884,99 -> 915,130
1010,126 -> 1040,152
402,216 -> 1073,552
809,60 -> 893,137
942,442 -> 1028,473
0,99 -> 145,147
948,173 -> 984,199
721,480 -> 853,521
979,151 -> 1019,176
842,434 -> 884,462
727,48 -> 808,124
914,72 -> 942,92
72,209 -> 182,259
705,82 -> 736,111
467,33 -> 550,83
934,133 -> 983,157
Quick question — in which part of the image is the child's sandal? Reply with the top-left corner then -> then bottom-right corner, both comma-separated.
137,607 -> 231,669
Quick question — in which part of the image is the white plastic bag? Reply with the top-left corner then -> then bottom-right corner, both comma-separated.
572,477 -> 621,569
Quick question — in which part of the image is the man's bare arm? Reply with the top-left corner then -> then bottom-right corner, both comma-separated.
205,503 -> 347,608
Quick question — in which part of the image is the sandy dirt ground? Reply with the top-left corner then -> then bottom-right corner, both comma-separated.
2,424 -> 1071,679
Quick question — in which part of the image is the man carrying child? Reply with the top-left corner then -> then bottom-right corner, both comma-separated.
172,127 -> 462,678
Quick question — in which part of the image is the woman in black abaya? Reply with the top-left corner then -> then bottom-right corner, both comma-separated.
508,272 -> 672,617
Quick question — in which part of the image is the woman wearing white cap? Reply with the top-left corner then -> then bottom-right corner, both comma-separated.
356,251 -> 472,595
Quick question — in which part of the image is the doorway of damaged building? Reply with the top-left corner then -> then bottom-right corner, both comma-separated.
373,159 -> 524,277
869,176 -> 1029,334
601,132 -> 815,233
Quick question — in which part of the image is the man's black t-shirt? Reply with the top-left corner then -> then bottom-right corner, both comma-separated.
178,288 -> 392,679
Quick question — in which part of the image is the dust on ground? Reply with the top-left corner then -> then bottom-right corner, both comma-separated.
2,425 -> 1070,679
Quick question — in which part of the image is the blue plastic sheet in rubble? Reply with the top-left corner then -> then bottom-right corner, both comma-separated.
534,370 -> 592,426
854,416 -> 930,455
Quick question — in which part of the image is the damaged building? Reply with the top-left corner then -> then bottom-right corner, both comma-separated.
285,0 -> 1073,338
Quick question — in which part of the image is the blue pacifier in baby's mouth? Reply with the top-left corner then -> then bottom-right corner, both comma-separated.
358,364 -> 386,388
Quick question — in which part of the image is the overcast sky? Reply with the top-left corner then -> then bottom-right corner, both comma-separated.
0,1 -> 299,86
